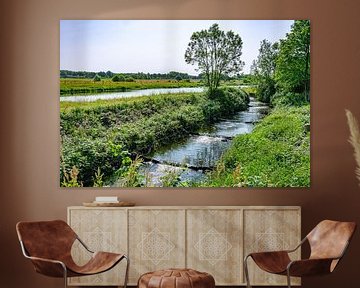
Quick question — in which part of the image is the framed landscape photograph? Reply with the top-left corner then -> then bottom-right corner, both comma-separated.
60,20 -> 310,188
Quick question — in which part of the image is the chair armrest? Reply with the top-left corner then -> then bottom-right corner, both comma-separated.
26,255 -> 67,278
245,236 -> 306,258
287,258 -> 336,277
286,237 -> 307,253
76,236 -> 94,253
19,240 -> 67,277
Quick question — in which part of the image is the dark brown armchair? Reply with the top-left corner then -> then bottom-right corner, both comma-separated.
244,220 -> 356,288
16,220 -> 129,288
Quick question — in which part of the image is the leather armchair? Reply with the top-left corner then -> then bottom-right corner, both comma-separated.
244,220 -> 356,288
16,220 -> 129,288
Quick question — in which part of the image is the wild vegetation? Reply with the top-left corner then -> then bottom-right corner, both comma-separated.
251,20 -> 310,106
199,105 -> 310,187
60,88 -> 249,186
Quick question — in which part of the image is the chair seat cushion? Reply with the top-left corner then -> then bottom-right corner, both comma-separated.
138,268 -> 215,288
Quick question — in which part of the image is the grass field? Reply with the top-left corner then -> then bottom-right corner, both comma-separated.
60,78 -> 202,95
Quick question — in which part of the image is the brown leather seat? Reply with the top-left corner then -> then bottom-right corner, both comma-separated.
244,220 -> 356,288
16,220 -> 129,288
138,268 -> 215,288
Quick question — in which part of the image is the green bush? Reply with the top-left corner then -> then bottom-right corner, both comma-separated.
256,78 -> 275,103
125,77 -> 135,82
207,87 -> 250,115
60,137 -> 131,186
271,91 -> 308,107
112,74 -> 126,82
93,74 -> 101,82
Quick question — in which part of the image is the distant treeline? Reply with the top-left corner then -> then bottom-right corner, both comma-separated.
60,70 -> 201,80
60,70 -> 254,82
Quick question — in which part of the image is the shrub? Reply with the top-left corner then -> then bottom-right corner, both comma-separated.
271,91 -> 308,107
93,74 -> 101,82
125,77 -> 135,82
175,75 -> 183,81
256,78 -> 275,103
60,138 -> 131,186
112,74 -> 126,82
208,87 -> 250,114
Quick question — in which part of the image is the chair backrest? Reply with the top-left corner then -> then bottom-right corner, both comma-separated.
16,220 -> 77,261
307,220 -> 356,261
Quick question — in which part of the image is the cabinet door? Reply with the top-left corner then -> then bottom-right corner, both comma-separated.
187,209 -> 243,285
128,209 -> 186,284
68,208 -> 128,286
243,208 -> 301,286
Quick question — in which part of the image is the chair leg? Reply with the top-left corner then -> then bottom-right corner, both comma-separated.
62,265 -> 68,288
244,255 -> 252,288
286,269 -> 291,288
123,255 -> 130,288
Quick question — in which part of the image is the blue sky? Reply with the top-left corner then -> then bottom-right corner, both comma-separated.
60,20 -> 293,75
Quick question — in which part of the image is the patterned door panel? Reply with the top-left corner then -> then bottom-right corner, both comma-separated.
68,208 -> 127,286
128,209 -> 186,284
187,209 -> 243,285
244,209 -> 301,286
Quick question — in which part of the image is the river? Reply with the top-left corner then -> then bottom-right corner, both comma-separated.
60,87 -> 205,102
112,97 -> 269,187
60,85 -> 253,102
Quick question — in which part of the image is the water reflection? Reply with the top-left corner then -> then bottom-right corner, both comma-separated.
60,87 -> 205,102
153,136 -> 231,168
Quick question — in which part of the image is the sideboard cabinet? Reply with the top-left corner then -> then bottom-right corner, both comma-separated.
67,206 -> 301,286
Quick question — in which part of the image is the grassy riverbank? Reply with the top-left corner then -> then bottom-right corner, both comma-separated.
60,87 -> 249,186
60,78 -> 202,95
200,105 -> 310,187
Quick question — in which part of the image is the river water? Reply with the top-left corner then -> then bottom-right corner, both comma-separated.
60,85 -> 253,102
132,98 -> 270,187
60,87 -> 205,102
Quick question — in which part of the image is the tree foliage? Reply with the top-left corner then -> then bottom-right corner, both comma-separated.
250,20 -> 310,105
251,40 -> 279,103
61,70 -> 200,80
185,23 -> 244,93
275,20 -> 310,101
251,40 -> 279,78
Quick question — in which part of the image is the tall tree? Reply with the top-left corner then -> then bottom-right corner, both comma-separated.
185,23 -> 244,93
251,40 -> 279,103
275,20 -> 310,101
254,40 -> 279,78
